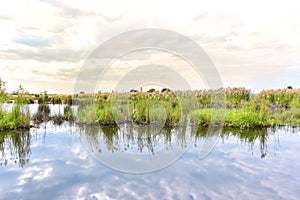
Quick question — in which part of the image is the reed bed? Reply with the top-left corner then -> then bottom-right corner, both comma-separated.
75,87 -> 300,128
1,77 -> 300,129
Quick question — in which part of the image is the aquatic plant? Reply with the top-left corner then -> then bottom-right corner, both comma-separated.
0,82 -> 30,130
32,104 -> 51,124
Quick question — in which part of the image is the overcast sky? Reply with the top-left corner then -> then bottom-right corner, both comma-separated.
0,0 -> 299,94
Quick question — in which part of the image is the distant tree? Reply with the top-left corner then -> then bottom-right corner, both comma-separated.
161,88 -> 171,92
147,88 -> 156,93
130,89 -> 138,92
80,91 -> 85,94
287,86 -> 293,89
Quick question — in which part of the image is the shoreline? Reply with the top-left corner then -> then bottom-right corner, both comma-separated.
1,87 -> 300,130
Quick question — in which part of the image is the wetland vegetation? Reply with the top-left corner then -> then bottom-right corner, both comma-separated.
77,87 -> 300,128
0,78 -> 300,130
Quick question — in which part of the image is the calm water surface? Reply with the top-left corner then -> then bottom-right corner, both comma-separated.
1,121 -> 300,199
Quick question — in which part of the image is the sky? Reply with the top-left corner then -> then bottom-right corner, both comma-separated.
0,0 -> 300,94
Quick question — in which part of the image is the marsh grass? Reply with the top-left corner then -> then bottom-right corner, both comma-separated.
32,104 -> 51,124
0,104 -> 30,130
52,105 -> 74,125
74,87 -> 300,128
1,85 -> 300,128
0,82 -> 32,130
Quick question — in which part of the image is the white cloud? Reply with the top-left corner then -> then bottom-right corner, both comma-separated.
0,0 -> 300,93
17,165 -> 53,186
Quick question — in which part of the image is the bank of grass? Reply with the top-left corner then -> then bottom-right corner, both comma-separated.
74,87 -> 300,128
1,81 -> 300,128
0,105 -> 30,130
190,108 -> 269,128
0,83 -> 31,130
191,89 -> 300,128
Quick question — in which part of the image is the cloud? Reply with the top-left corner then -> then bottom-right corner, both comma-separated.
0,0 -> 300,93
13,35 -> 53,48
40,0 -> 123,22
0,14 -> 13,20
4,47 -> 86,63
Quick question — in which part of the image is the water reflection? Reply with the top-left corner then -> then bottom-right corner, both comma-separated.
0,130 -> 31,167
79,124 -> 192,155
195,127 -> 279,159
79,124 -> 194,173
32,104 -> 51,125
80,124 -> 280,159
0,123 -> 297,168
228,128 -> 270,159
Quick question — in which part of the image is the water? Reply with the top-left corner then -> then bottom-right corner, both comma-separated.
1,104 -> 300,199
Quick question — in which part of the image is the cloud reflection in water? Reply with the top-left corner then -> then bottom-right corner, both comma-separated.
0,123 -> 299,199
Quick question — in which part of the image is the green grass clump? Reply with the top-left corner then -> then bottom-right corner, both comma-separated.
95,98 -> 116,125
190,99 -> 300,128
0,105 -> 30,130
224,108 -> 267,128
129,93 -> 182,125
0,80 -> 30,130
190,107 -> 268,128
77,103 -> 98,124
63,105 -> 74,121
